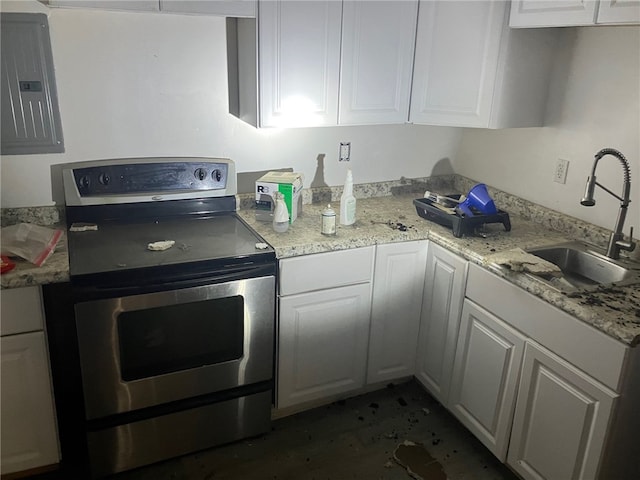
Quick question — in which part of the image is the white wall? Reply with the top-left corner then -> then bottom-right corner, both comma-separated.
455,26 -> 640,231
0,2 -> 461,208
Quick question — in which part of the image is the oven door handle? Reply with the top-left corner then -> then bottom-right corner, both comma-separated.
73,262 -> 276,300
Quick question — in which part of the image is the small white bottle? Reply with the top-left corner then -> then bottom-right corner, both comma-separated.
321,204 -> 336,235
340,169 -> 356,225
272,192 -> 289,233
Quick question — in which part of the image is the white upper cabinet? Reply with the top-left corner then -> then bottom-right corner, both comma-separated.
338,0 -> 418,125
49,0 -> 257,16
160,1 -> 256,17
597,0 -> 640,23
48,0 -> 161,12
509,0 -> 598,27
410,0 -> 560,128
258,1 -> 342,127
258,0 -> 418,127
510,0 -> 640,27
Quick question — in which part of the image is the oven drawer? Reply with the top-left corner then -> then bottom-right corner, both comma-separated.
87,389 -> 272,477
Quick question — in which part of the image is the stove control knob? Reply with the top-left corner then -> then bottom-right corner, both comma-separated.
212,169 -> 222,182
99,173 -> 111,185
194,168 -> 207,181
78,175 -> 90,190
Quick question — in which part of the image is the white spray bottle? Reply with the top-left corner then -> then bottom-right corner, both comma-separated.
340,169 -> 356,225
272,192 -> 290,233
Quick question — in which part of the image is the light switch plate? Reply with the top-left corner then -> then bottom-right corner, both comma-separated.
339,142 -> 351,162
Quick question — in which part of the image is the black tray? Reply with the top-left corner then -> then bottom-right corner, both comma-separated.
413,198 -> 511,238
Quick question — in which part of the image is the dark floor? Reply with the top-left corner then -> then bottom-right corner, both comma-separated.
104,381 -> 519,480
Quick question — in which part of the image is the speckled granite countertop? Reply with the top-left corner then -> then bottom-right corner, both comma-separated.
2,177 -> 639,346
238,194 -> 640,347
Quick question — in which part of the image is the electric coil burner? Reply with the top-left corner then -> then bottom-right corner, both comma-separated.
48,158 -> 276,478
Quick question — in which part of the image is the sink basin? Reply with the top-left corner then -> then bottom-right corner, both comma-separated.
526,242 -> 640,292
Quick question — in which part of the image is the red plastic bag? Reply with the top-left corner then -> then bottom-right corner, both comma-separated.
1,255 -> 16,274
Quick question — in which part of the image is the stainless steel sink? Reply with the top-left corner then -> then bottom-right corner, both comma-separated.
526,241 -> 640,292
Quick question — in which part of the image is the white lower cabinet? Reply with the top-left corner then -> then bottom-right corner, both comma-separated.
278,241 -> 431,409
277,247 -> 374,410
508,341 -> 617,480
367,240 -> 427,384
0,287 -> 59,476
414,243 -> 467,404
449,299 -> 525,460
277,283 -> 372,409
462,263 -> 629,480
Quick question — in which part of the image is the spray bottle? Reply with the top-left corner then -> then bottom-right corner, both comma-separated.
340,169 -> 356,225
272,192 -> 290,233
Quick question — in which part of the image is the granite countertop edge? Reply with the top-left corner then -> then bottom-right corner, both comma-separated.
2,179 -> 638,347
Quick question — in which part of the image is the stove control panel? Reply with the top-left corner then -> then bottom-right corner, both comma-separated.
62,158 -> 237,206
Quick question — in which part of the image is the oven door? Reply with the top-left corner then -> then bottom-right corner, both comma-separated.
74,275 -> 275,420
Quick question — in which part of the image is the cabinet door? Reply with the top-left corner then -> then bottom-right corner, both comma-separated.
509,0 -> 598,27
596,0 -> 640,24
1,332 -> 59,475
338,0 -> 418,125
367,240 -> 427,384
414,243 -> 467,405
258,1 -> 342,127
49,0 -> 160,11
449,299 -> 525,461
160,0 -> 256,17
277,283 -> 371,409
507,341 -> 617,480
410,0 -> 506,127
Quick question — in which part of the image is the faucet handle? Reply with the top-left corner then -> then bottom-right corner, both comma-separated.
620,226 -> 636,253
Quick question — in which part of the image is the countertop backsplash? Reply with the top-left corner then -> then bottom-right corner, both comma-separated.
237,174 -> 624,255
1,174 -> 629,256
0,174 -> 620,257
1,205 -> 63,228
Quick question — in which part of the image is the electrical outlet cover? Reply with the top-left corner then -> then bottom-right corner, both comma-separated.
554,158 -> 569,184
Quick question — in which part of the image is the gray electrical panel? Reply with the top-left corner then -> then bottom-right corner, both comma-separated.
1,13 -> 64,155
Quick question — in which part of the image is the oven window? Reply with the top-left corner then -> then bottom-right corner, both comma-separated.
118,296 -> 243,381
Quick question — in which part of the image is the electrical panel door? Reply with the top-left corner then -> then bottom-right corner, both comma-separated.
1,13 -> 64,155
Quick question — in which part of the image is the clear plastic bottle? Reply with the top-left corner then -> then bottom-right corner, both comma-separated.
272,192 -> 289,233
340,169 -> 356,225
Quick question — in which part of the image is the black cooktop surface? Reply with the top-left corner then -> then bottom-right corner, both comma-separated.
67,213 -> 274,279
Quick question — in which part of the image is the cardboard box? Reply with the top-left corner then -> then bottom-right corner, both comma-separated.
255,172 -> 303,223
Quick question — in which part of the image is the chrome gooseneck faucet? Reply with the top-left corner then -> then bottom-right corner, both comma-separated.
580,148 -> 636,260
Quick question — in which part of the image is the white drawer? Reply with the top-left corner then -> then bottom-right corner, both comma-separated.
279,246 -> 374,296
0,287 -> 44,337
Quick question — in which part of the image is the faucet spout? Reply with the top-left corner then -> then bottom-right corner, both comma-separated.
580,148 -> 635,260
